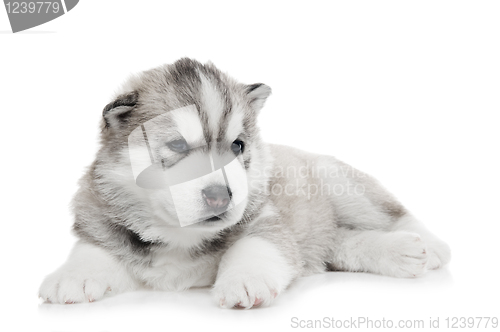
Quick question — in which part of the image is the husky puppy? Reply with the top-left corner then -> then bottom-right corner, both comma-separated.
39,58 -> 451,308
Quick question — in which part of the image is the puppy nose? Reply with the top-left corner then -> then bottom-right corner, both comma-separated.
202,186 -> 232,211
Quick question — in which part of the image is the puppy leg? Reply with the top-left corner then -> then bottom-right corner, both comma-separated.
212,236 -> 296,309
331,228 -> 429,278
390,214 -> 451,270
39,241 -> 139,304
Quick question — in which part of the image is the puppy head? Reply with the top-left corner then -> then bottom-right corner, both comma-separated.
99,58 -> 271,230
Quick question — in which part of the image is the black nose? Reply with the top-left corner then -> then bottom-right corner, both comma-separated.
202,186 -> 232,212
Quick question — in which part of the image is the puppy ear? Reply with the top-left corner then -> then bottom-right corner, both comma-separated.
246,83 -> 272,112
102,91 -> 139,129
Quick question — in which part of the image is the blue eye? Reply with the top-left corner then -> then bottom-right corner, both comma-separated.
231,140 -> 244,155
167,139 -> 189,153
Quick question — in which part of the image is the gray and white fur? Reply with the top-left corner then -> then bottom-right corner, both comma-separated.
39,58 -> 451,308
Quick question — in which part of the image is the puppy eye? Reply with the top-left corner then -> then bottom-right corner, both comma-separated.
231,140 -> 244,155
167,138 -> 189,153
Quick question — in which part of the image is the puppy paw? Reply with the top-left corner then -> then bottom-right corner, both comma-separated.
39,242 -> 137,304
376,231 -> 428,278
426,239 -> 451,270
39,270 -> 111,304
212,236 -> 294,309
213,272 -> 281,309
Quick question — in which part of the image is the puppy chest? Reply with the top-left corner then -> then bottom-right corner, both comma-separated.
143,249 -> 219,290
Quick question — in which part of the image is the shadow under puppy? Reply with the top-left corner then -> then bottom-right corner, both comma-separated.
39,58 -> 451,308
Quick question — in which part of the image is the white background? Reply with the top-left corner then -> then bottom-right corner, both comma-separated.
1,1 -> 499,331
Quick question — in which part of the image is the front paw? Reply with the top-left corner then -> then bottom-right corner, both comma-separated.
212,271 -> 280,309
212,236 -> 294,309
39,242 -> 137,304
39,268 -> 112,304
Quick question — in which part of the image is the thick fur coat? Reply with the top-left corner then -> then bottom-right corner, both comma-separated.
39,58 -> 451,308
